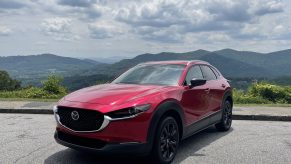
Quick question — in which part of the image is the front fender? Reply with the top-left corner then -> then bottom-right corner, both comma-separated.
146,100 -> 185,150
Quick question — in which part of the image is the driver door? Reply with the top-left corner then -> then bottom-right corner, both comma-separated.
181,65 -> 210,126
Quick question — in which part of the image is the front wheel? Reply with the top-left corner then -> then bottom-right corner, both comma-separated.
152,116 -> 180,164
215,100 -> 232,131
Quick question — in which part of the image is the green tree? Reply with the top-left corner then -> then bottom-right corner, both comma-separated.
0,70 -> 21,91
42,74 -> 66,95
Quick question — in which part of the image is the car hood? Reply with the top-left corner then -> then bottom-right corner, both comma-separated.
64,83 -> 166,105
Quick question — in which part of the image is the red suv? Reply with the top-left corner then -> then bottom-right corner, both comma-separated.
54,60 -> 232,164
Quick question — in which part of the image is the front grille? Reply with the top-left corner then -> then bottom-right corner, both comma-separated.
57,131 -> 106,149
57,106 -> 104,131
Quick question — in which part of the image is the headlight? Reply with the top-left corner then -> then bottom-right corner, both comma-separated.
53,105 -> 58,113
107,104 -> 151,120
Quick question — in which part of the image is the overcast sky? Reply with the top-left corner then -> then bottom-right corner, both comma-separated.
0,0 -> 290,58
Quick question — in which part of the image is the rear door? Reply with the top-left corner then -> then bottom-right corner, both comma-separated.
200,65 -> 224,114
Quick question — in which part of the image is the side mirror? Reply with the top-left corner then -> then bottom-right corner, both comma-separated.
190,78 -> 206,88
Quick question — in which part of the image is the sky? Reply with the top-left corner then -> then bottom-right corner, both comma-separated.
0,0 -> 291,58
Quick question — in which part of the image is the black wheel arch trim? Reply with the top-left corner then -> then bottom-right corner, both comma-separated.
221,89 -> 233,109
146,100 -> 185,152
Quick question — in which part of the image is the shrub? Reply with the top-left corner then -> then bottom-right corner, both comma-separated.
0,70 -> 21,91
234,82 -> 291,104
233,89 -> 271,104
249,83 -> 290,103
42,74 -> 67,95
0,74 -> 67,99
0,87 -> 66,99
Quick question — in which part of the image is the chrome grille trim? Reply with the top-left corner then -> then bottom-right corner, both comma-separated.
53,106 -> 110,133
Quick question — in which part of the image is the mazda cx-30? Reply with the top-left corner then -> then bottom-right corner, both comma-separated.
53,60 -> 232,164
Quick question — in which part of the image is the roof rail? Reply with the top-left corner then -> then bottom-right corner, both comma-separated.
187,60 -> 209,65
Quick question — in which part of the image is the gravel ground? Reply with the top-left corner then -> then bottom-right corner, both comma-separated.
0,113 -> 291,164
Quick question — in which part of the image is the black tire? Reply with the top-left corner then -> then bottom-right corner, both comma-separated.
215,100 -> 232,131
151,116 -> 180,164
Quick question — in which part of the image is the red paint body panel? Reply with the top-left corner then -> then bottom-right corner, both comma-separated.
55,60 -> 231,144
57,113 -> 152,143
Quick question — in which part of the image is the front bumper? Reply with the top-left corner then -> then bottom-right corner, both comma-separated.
54,130 -> 151,155
53,105 -> 153,143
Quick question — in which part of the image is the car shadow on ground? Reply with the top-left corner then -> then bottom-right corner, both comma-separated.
44,126 -> 233,164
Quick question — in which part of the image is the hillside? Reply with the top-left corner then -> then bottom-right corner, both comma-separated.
214,49 -> 291,76
1,49 -> 291,91
0,54 -> 105,78
87,49 -> 288,78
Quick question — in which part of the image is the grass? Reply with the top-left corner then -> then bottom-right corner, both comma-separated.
1,80 -> 290,107
0,98 -> 290,108
0,87 -> 66,99
0,98 -> 59,102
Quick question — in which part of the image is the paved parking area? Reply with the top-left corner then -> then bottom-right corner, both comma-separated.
0,113 -> 291,164
2,101 -> 291,121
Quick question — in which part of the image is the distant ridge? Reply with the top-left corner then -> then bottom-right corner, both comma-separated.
84,48 -> 291,78
0,53 -> 105,78
0,49 -> 291,89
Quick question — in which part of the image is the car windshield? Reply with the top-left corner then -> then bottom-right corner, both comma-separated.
112,64 -> 185,86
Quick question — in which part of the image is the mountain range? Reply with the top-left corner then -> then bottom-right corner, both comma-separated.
0,49 -> 291,90
84,48 -> 291,78
0,54 -> 106,79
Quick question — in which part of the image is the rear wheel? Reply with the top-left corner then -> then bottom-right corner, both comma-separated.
215,100 -> 232,131
152,116 -> 179,164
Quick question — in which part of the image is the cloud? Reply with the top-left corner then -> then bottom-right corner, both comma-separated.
115,0 -> 285,42
133,25 -> 184,43
41,17 -> 72,34
72,4 -> 104,20
88,22 -> 123,39
205,0 -> 251,22
208,33 -> 231,42
251,0 -> 283,16
85,5 -> 102,19
0,25 -> 12,36
57,0 -> 97,8
119,0 -> 279,27
0,0 -> 290,56
115,1 -> 187,28
271,24 -> 291,40
273,25 -> 285,34
41,17 -> 78,41
0,0 -> 26,9
54,0 -> 104,20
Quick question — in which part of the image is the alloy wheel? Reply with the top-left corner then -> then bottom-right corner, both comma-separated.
159,119 -> 179,161
223,102 -> 232,128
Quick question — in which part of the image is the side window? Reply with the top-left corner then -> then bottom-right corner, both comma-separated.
210,66 -> 220,77
201,65 -> 217,81
185,66 -> 203,85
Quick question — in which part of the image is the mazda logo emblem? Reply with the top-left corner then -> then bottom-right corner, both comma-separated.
71,111 -> 79,121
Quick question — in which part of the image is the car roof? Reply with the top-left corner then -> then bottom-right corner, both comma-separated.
141,60 -> 210,65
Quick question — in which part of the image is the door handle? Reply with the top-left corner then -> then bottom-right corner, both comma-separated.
221,84 -> 226,88
204,88 -> 210,94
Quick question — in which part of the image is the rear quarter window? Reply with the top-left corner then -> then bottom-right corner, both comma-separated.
210,66 -> 221,77
201,65 -> 217,81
